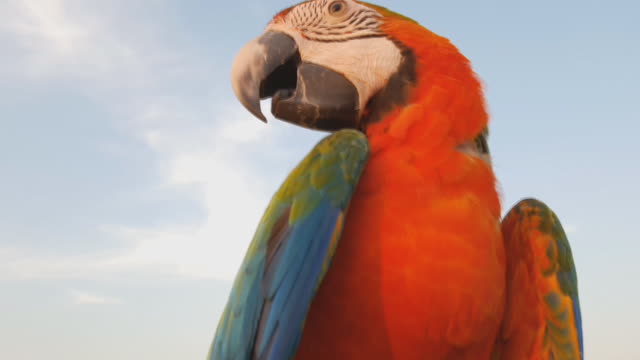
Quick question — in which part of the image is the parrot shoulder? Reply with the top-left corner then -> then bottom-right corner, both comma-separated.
209,129 -> 369,360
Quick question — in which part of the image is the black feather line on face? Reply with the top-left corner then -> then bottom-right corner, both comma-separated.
362,44 -> 417,128
303,34 -> 386,42
281,0 -> 382,42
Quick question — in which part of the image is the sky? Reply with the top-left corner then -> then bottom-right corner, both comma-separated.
0,0 -> 638,359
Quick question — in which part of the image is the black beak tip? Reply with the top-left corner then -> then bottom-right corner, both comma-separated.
255,112 -> 268,123
248,106 -> 267,123
236,89 -> 267,123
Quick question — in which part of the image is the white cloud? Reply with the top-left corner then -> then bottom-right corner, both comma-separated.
0,246 -> 122,280
113,101 -> 288,279
0,0 -> 322,282
104,93 -> 328,281
0,103 -> 318,282
71,290 -> 123,305
12,0 -> 84,53
0,103 -> 300,282
1,0 -> 123,78
0,0 -> 205,93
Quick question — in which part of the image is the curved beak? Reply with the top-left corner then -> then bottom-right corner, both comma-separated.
231,31 -> 360,130
231,31 -> 298,122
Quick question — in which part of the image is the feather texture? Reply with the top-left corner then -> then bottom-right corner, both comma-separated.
219,2 -> 583,359
209,129 -> 369,360
496,199 -> 583,360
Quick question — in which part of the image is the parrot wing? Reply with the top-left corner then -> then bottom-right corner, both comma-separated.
496,198 -> 583,360
209,129 -> 369,360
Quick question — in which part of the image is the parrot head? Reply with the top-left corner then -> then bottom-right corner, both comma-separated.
232,0 -> 487,146
231,0 -> 422,131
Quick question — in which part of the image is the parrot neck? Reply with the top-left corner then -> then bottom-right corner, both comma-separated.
365,18 -> 488,155
363,17 -> 500,216
364,17 -> 489,155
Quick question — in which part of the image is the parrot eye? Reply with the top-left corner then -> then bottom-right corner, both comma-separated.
328,1 -> 347,16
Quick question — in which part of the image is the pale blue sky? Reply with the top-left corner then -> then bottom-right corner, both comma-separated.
1,1 -> 638,359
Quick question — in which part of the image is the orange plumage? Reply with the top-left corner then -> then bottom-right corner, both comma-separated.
296,15 -> 505,360
219,2 -> 583,359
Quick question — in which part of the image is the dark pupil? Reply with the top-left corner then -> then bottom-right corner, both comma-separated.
330,3 -> 343,13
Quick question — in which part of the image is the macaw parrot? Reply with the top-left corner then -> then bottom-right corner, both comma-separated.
210,1 -> 583,359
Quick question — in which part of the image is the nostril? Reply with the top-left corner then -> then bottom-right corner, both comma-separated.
259,51 -> 300,99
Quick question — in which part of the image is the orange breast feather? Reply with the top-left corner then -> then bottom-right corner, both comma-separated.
296,17 -> 505,360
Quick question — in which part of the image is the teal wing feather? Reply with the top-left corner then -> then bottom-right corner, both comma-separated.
498,198 -> 583,360
208,129 -> 369,360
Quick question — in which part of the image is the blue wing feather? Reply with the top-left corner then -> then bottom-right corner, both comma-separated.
209,129 -> 369,360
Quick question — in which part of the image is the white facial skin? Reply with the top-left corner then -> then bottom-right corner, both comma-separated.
267,0 -> 402,114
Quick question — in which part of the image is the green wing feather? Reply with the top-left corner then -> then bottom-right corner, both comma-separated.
497,198 -> 583,360
209,129 -> 369,360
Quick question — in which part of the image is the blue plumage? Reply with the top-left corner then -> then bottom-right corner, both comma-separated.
209,130 -> 369,360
